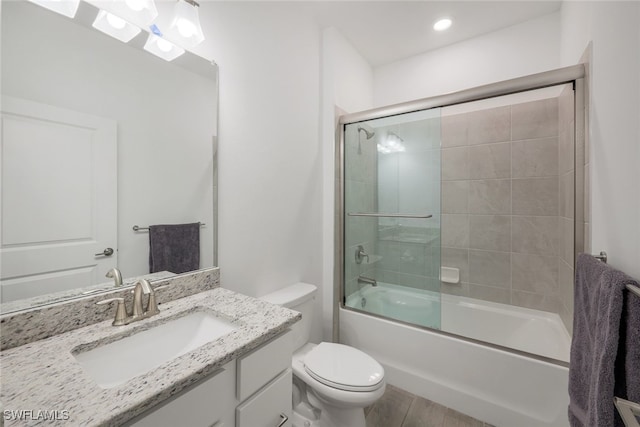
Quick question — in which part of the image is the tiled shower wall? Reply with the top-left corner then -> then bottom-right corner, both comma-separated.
373,118 -> 442,293
440,95 -> 572,314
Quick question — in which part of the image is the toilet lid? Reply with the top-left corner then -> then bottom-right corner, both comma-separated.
303,343 -> 384,392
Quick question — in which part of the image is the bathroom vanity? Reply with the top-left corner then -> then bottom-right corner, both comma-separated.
126,331 -> 293,427
0,276 -> 300,427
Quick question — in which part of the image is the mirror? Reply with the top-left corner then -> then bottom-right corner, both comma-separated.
0,0 -> 218,313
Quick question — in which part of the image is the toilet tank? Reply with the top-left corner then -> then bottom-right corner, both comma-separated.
260,283 -> 317,350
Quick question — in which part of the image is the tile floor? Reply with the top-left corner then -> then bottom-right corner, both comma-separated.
365,385 -> 495,427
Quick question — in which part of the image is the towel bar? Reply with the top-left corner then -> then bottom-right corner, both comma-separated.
347,212 -> 433,219
594,251 -> 608,263
133,222 -> 205,232
626,284 -> 640,298
593,251 -> 640,297
615,397 -> 640,427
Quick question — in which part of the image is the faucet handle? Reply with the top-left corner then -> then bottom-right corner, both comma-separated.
145,285 -> 170,316
355,245 -> 370,264
97,297 -> 128,326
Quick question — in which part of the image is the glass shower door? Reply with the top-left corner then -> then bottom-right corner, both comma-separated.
343,108 -> 442,330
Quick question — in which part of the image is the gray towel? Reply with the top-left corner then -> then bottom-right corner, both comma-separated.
614,277 -> 640,422
569,253 -> 640,427
149,223 -> 200,274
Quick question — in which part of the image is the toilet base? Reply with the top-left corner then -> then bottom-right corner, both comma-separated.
290,386 -> 366,427
291,409 -> 321,427
291,405 -> 365,427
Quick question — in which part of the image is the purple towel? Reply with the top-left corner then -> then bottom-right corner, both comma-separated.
569,253 -> 640,427
149,223 -> 200,274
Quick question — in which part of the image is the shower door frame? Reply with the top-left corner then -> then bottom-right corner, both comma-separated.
334,64 -> 586,366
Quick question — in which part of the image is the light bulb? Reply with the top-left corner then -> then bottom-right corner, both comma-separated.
106,13 -> 127,30
176,18 -> 196,38
169,0 -> 204,46
156,38 -> 173,53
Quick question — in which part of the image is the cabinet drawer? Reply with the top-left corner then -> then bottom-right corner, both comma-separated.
237,330 -> 292,401
236,368 -> 292,427
127,361 -> 236,427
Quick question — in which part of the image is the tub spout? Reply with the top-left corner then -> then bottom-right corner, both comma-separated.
358,275 -> 377,287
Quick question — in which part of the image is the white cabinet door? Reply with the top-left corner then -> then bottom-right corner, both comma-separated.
1,96 -> 117,302
236,369 -> 292,427
127,362 -> 236,427
237,331 -> 292,401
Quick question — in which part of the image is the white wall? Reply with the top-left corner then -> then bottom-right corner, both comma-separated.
205,3 -> 325,342
373,12 -> 561,107
559,1 -> 593,66
2,2 -> 216,280
321,28 -> 374,340
561,1 -> 640,280
203,9 -> 374,342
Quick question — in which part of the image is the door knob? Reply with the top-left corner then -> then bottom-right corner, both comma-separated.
95,247 -> 114,257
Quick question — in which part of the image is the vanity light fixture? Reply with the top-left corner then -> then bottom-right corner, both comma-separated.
143,34 -> 185,61
107,0 -> 158,28
433,18 -> 453,32
27,0 -> 81,18
93,10 -> 142,43
167,0 -> 205,48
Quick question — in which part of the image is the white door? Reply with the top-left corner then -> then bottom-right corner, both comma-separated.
1,96 -> 117,303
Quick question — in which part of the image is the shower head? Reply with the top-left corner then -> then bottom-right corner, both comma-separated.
357,125 -> 375,140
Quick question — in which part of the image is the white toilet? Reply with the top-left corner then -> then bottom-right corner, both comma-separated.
261,283 -> 385,427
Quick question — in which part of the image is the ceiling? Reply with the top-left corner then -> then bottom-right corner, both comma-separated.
301,1 -> 562,66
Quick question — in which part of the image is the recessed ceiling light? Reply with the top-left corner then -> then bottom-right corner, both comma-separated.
433,18 -> 452,32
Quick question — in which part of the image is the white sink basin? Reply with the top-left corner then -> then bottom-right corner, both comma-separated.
73,311 -> 238,389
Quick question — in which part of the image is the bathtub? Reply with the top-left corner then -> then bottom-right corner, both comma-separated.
341,282 -> 571,427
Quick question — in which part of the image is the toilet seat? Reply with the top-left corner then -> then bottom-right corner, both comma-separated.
303,343 -> 384,392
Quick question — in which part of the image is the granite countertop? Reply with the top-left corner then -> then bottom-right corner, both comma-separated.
0,271 -> 176,314
1,288 -> 301,427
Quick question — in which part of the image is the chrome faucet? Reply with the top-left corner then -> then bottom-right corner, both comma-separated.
106,268 -> 123,287
97,279 -> 165,326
